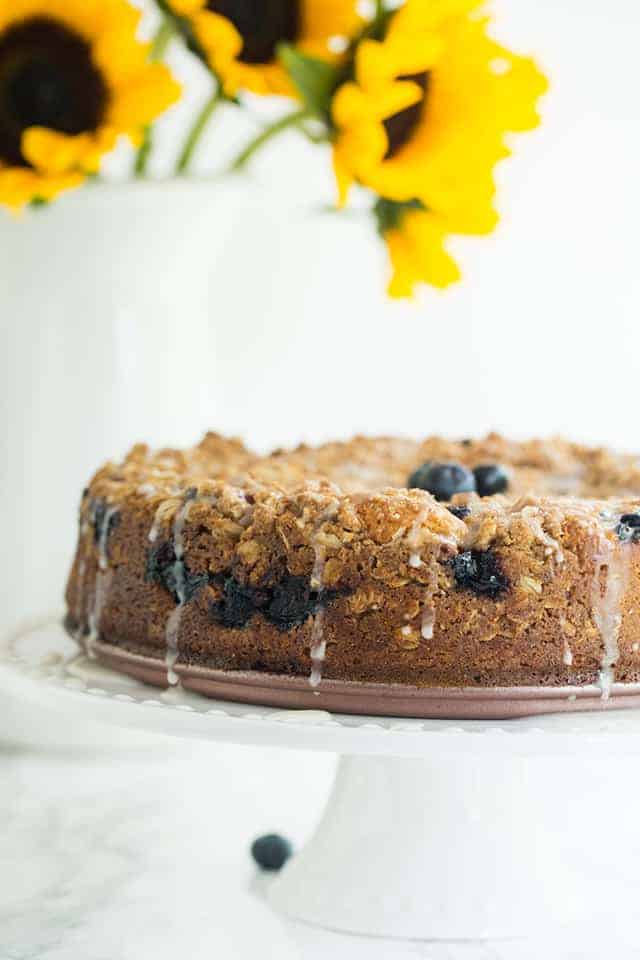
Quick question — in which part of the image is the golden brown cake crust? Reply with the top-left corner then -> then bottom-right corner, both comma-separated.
65,432 -> 640,691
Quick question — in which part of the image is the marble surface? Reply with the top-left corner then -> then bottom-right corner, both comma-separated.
3,725 -> 640,960
0,734 -> 331,960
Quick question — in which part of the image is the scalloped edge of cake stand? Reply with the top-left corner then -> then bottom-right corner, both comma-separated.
90,639 -> 640,720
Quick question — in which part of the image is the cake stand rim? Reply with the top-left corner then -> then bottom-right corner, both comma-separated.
4,616 -> 640,758
91,636 -> 640,720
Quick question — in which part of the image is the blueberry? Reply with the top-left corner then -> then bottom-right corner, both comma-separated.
207,574 -> 347,632
451,550 -> 508,598
616,513 -> 640,543
146,541 -> 209,603
408,462 -> 475,501
251,834 -> 293,872
266,576 -> 322,631
209,576 -> 257,628
447,504 -> 471,520
146,539 -> 176,584
473,464 -> 509,498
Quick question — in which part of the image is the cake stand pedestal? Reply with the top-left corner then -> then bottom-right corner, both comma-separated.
2,618 -> 640,949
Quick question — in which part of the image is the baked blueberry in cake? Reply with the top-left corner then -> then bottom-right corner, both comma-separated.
65,432 -> 640,700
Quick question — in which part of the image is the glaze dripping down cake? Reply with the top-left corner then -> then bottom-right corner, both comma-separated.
64,433 -> 640,714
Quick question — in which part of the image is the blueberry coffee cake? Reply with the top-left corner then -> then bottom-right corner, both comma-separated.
65,433 -> 640,716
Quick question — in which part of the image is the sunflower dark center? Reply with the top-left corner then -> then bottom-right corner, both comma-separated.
383,72 -> 429,161
0,17 -> 106,167
207,0 -> 299,64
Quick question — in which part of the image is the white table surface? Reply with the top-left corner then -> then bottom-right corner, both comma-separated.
3,718 -> 640,960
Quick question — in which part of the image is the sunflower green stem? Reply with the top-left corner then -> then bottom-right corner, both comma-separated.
176,87 -> 224,175
229,109 -> 313,172
134,19 -> 175,177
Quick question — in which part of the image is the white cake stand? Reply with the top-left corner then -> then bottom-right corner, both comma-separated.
3,618 -> 640,949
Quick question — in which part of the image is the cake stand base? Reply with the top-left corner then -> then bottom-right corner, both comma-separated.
269,752 -> 581,940
2,618 -> 640,949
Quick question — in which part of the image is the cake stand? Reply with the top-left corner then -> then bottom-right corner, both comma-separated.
3,617 -> 640,950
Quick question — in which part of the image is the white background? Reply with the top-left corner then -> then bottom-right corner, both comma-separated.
131,0 -> 640,449
1,4 -> 640,956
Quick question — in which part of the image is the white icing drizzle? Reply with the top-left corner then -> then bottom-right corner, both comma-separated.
591,525 -> 629,699
407,505 -> 458,563
562,640 -> 573,667
163,494 -> 197,686
404,504 -> 457,646
98,505 -> 118,572
148,500 -> 167,544
85,503 -> 118,657
421,606 -> 435,641
87,569 -> 113,659
521,505 -> 564,565
74,516 -> 90,632
164,606 -> 182,686
309,502 -> 340,689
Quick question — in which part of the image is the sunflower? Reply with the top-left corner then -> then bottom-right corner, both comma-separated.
374,198 -> 460,296
331,0 -> 548,295
0,0 -> 180,209
168,0 -> 362,97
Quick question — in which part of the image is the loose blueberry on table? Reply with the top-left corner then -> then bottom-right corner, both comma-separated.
251,833 -> 293,871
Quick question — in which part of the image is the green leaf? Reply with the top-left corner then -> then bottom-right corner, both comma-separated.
277,44 -> 338,119
373,197 -> 424,235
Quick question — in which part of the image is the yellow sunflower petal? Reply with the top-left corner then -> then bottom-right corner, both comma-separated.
0,166 -> 84,210
93,26 -> 148,79
0,0 -> 100,42
385,210 -> 461,298
300,0 -> 362,57
190,9 -> 244,93
357,34 -> 442,89
193,9 -> 243,60
355,39 -> 400,91
107,63 -> 181,131
487,47 -> 549,132
21,128 -> 99,175
332,121 -> 388,201
375,81 -> 426,121
390,0 -> 484,36
332,147 -> 354,208
168,0 -> 206,15
332,83 -> 370,128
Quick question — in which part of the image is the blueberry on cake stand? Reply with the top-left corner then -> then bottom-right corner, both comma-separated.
3,617 -> 640,954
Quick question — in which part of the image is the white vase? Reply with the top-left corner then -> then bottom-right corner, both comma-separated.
1,181 -> 237,629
